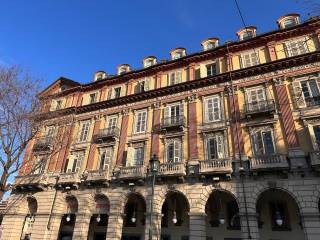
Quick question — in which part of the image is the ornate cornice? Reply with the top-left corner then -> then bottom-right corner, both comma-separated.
37,51 -> 320,121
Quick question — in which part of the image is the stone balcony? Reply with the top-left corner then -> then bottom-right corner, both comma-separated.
118,165 -> 145,180
85,167 -> 111,182
161,115 -> 186,132
244,100 -> 275,118
159,162 -> 186,177
33,137 -> 53,152
58,172 -> 81,185
93,127 -> 120,143
310,151 -> 320,168
14,174 -> 45,187
249,154 -> 289,171
199,158 -> 233,174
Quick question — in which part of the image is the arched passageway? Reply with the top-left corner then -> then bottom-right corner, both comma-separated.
256,188 -> 305,240
121,193 -> 146,240
161,191 -> 190,240
205,190 -> 241,240
88,194 -> 110,240
57,195 -> 78,240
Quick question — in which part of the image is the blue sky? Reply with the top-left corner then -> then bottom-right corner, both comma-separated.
0,0 -> 317,88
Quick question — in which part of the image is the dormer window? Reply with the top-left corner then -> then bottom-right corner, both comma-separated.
201,38 -> 219,51
143,56 -> 157,68
277,14 -> 300,29
117,64 -> 131,75
94,71 -> 106,82
236,27 -> 257,41
170,48 -> 186,60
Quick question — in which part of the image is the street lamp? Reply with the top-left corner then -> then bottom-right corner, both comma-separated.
149,154 -> 160,240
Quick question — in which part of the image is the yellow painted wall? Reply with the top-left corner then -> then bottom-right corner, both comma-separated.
275,43 -> 286,59
232,55 -> 241,70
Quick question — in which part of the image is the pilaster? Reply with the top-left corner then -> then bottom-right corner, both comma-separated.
72,213 -> 91,240
144,212 -> 162,240
151,102 -> 161,157
116,109 -> 130,166
240,212 -> 259,240
189,212 -> 207,240
301,212 -> 320,240
267,41 -> 277,61
86,116 -> 102,170
106,211 -> 124,240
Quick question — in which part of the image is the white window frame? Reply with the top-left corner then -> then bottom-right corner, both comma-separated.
113,87 -> 122,98
206,63 -> 217,77
106,115 -> 118,129
33,155 -> 47,174
98,147 -> 113,171
78,120 -> 91,142
204,132 -> 226,160
89,92 -> 98,104
132,146 -> 145,166
173,51 -> 183,60
67,151 -> 84,173
250,126 -> 276,156
240,50 -> 260,68
134,109 -> 148,134
203,95 -> 221,123
168,70 -> 182,86
165,138 -> 182,163
46,125 -> 55,138
285,37 -> 309,57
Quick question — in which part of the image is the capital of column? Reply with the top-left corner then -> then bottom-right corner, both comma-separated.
152,102 -> 161,110
121,108 -> 131,116
272,76 -> 286,86
225,84 -> 238,96
186,93 -> 198,103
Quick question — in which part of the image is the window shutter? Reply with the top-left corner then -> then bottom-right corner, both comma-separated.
164,106 -> 170,120
120,86 -> 126,97
167,73 -> 172,86
179,102 -> 184,118
292,81 -> 306,108
126,147 -> 134,166
176,71 -> 182,83
206,138 -> 212,160
107,89 -> 112,100
217,134 -> 224,159
204,99 -> 209,122
144,78 -> 150,91
75,154 -> 83,172
134,83 -> 140,94
105,148 -> 113,168
174,140 -> 181,162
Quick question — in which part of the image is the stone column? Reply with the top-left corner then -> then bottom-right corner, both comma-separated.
106,211 -> 124,240
273,77 -> 306,168
144,212 -> 162,240
240,212 -> 259,240
151,103 -> 161,157
189,212 -> 206,240
116,109 -> 130,166
301,212 -> 320,240
43,214 -> 63,240
72,213 -> 91,240
30,213 -> 52,239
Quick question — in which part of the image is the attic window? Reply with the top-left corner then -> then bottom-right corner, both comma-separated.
242,31 -> 253,40
277,14 -> 300,29
145,59 -> 154,67
283,18 -> 297,28
118,65 -> 131,75
173,51 -> 183,60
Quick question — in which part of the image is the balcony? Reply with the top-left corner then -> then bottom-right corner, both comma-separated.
118,165 -> 145,179
159,162 -> 186,177
305,96 -> 320,107
93,127 -> 120,143
199,158 -> 232,174
161,115 -> 186,132
244,100 -> 275,117
249,154 -> 288,171
33,137 -> 53,152
58,172 -> 81,184
85,167 -> 110,182
14,174 -> 44,187
310,151 -> 320,167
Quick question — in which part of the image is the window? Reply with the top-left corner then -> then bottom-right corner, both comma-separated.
135,110 -> 147,133
242,31 -> 253,40
313,126 -> 320,148
106,115 -> 118,129
252,129 -> 275,155
173,51 -> 183,60
206,63 -> 217,77
78,121 -> 91,142
133,147 -> 144,166
283,18 -> 296,28
33,155 -> 46,174
56,100 -> 62,110
164,103 -> 183,125
67,151 -> 84,173
206,133 -> 225,160
114,87 -> 121,98
168,71 -> 182,86
246,87 -> 267,111
98,147 -> 113,171
240,51 -> 259,68
135,79 -> 150,93
204,96 -> 221,122
300,79 -> 320,106
145,59 -> 154,67
285,39 -> 309,57
206,42 -> 214,50
166,139 -> 182,163
89,93 -> 97,104
46,126 -> 55,138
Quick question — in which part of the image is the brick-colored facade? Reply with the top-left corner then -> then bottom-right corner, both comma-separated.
2,13 -> 320,240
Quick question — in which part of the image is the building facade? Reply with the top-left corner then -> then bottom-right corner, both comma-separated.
2,13 -> 320,240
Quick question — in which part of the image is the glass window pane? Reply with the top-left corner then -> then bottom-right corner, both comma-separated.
263,131 -> 275,154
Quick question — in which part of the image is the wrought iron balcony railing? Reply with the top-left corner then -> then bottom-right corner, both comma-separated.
33,137 -> 53,152
93,127 -> 120,143
249,154 -> 288,170
161,115 -> 186,130
244,100 -> 275,116
118,165 -> 145,179
199,158 -> 232,174
305,96 -> 320,107
158,162 -> 186,176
